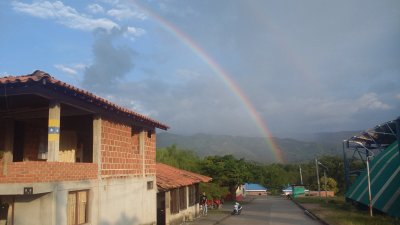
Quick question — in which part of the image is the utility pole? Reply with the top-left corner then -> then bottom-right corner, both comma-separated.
324,170 -> 328,203
315,158 -> 321,198
396,117 -> 400,159
366,156 -> 373,217
317,159 -> 329,202
343,140 -> 350,192
299,165 -> 303,185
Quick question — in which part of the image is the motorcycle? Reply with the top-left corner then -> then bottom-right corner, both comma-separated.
231,202 -> 242,215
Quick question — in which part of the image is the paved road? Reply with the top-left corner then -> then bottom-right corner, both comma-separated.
189,196 -> 322,225
221,196 -> 321,225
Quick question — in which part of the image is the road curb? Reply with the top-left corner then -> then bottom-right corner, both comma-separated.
290,198 -> 331,225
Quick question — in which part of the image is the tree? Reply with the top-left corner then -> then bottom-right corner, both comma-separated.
156,146 -> 348,196
199,182 -> 229,199
245,161 -> 266,185
293,155 -> 346,194
261,163 -> 298,192
156,145 -> 201,172
200,155 -> 250,200
322,177 -> 339,193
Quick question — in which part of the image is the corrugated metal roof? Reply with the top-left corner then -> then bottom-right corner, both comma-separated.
245,183 -> 267,191
156,163 -> 211,191
346,120 -> 397,151
346,141 -> 400,217
0,70 -> 169,130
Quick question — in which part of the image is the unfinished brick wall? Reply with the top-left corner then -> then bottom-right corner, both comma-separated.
0,120 -> 4,152
144,130 -> 156,175
100,119 -> 157,177
0,161 -> 97,183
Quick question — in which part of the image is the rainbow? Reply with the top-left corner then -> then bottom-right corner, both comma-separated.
133,2 -> 285,163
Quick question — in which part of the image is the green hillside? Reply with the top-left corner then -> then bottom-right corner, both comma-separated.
156,132 -> 353,163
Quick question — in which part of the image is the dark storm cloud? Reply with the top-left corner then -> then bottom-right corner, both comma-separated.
111,70 -> 257,136
83,28 -> 135,91
146,0 -> 400,136
77,0 -> 399,137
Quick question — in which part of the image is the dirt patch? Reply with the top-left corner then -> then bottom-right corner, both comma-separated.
301,203 -> 319,211
301,203 -> 333,220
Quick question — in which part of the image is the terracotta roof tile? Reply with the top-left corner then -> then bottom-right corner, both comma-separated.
156,163 -> 211,190
0,70 -> 168,130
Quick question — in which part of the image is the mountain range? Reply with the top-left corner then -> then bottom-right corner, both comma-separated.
156,131 -> 360,163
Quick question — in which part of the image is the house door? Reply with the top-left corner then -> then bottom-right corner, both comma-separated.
156,192 -> 166,225
13,121 -> 24,162
0,202 -> 8,225
0,197 -> 13,225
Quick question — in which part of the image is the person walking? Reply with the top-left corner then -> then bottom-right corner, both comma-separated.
200,192 -> 208,215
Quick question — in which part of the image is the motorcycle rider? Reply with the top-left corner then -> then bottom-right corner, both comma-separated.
232,202 -> 242,215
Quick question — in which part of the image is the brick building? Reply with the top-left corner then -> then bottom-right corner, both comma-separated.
0,71 -> 168,225
156,163 -> 211,225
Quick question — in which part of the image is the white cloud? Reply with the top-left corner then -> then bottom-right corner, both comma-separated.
102,94 -> 156,116
107,7 -> 146,21
175,69 -> 201,81
54,64 -> 86,75
87,3 -> 104,14
299,93 -> 391,119
12,1 -> 118,32
257,92 -> 394,133
73,64 -> 87,70
157,2 -> 196,17
12,1 -> 146,40
358,92 -> 391,110
125,27 -> 146,37
396,94 -> 400,100
54,64 -> 77,75
101,0 -> 119,5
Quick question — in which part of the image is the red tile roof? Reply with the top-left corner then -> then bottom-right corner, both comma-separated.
0,70 -> 168,130
156,163 -> 212,191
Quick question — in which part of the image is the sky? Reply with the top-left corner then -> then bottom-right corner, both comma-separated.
0,0 -> 399,139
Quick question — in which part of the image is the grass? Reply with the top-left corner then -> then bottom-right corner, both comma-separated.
294,196 -> 398,225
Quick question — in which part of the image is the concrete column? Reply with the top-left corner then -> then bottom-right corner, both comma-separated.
165,191 -> 171,225
92,116 -> 102,225
47,101 -> 60,162
2,119 -> 14,175
93,115 -> 102,176
185,186 -> 189,210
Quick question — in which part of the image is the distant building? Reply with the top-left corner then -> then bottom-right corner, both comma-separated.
244,183 -> 268,196
156,163 -> 211,225
282,186 -> 292,195
0,71 -> 168,225
282,185 -> 311,197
